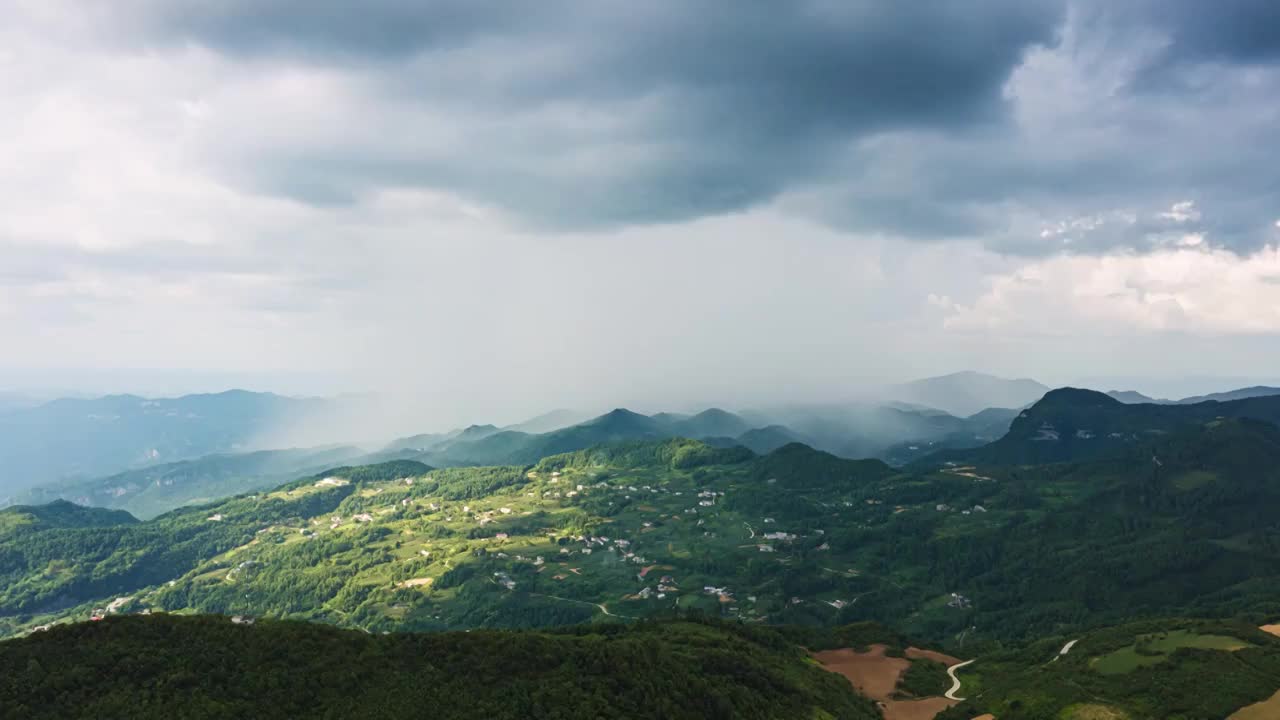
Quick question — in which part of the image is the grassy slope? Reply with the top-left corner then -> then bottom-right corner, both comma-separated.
938,618 -> 1280,720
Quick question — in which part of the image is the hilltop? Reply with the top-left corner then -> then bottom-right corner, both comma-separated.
0,614 -> 879,720
0,500 -> 137,537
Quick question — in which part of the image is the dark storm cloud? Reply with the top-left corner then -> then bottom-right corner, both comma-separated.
136,0 -> 544,59
791,0 -> 1280,255
126,0 -> 1064,227
1125,0 -> 1280,67
113,0 -> 1279,253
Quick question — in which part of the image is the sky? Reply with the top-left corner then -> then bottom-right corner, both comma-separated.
2,1 -> 1280,423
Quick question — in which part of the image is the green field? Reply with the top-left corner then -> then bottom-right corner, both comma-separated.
1171,469 -> 1218,492
1091,630 -> 1250,675
1058,704 -> 1130,720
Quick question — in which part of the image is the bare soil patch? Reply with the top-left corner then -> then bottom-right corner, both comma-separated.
814,645 -> 960,720
1258,623 -> 1280,638
884,697 -> 958,720
813,645 -> 908,699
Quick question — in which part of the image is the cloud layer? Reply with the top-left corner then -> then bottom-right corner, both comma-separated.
2,1 -> 1279,423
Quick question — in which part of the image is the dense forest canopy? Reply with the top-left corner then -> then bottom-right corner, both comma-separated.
0,614 -> 879,720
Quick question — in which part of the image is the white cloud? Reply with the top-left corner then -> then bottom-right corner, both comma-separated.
1159,201 -> 1201,223
944,245 -> 1280,334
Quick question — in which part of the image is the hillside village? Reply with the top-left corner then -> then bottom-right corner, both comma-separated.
3,442 -> 1006,638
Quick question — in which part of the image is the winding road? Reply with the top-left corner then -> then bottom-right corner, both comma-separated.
1049,638 -> 1080,663
528,592 -> 637,619
945,659 -> 976,701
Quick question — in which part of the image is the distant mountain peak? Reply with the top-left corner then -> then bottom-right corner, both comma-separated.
925,385 -> 1280,468
457,424 -> 500,439
767,441 -> 826,458
890,371 -> 1049,417
932,370 -> 1040,383
503,409 -> 585,434
1179,386 -> 1280,405
578,408 -> 659,433
1107,389 -> 1166,404
1036,387 -> 1123,408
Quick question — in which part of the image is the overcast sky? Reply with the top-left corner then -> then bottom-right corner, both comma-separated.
3,1 -> 1280,422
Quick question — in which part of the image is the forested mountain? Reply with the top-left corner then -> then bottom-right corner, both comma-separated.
6,407 -> 1280,718
0,614 -> 879,720
928,388 -> 1280,466
0,500 -> 138,537
8,413 -> 1280,652
0,390 -> 335,496
6,397 -> 1024,522
389,402 -> 1023,472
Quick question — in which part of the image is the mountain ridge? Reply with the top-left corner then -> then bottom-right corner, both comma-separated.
924,387 -> 1280,467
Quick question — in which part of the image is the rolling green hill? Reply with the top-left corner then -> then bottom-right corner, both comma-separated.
0,614 -> 879,720
0,500 -> 138,537
8,420 -> 1280,651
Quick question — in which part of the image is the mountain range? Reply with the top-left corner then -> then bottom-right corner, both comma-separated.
0,390 -> 336,496
10,371 -> 1280,520
9,394 -> 1280,645
4,401 -> 1006,519
9,378 -> 1280,718
1107,385 -> 1280,405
